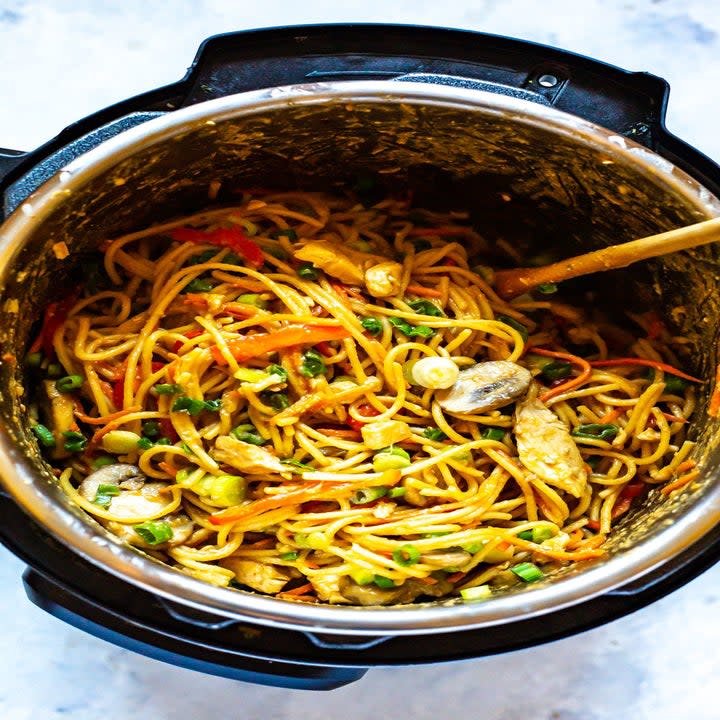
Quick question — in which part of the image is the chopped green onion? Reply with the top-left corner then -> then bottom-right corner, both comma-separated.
460,585 -> 492,602
497,315 -> 528,343
511,562 -> 544,583
91,455 -> 115,469
236,293 -> 268,309
373,575 -> 396,589
231,423 -> 267,446
262,391 -> 290,411
55,374 -> 83,393
407,299 -> 444,317
154,383 -> 182,395
482,427 -> 506,441
172,396 -> 221,415
280,551 -> 299,561
293,532 -> 310,547
183,278 -> 213,293
536,283 -> 558,295
299,348 -> 326,377
297,262 -> 319,280
32,424 -> 55,448
25,351 -> 43,367
142,420 -> 161,438
193,474 -> 247,506
586,455 -> 602,470
664,375 -> 689,394
136,437 -> 154,450
388,487 -> 406,498
373,445 -> 411,471
350,486 -> 388,505
180,442 -> 195,455
361,316 -> 383,336
281,458 -> 314,472
392,544 -> 420,566
462,542 -> 484,554
572,423 -> 619,441
423,427 -> 448,442
189,249 -> 220,264
63,430 -> 87,453
134,520 -> 174,545
93,483 -> 120,509
517,527 -> 555,543
101,430 -> 139,454
540,360 -> 572,381
46,362 -> 63,378
388,316 -> 434,338
274,228 -> 297,241
266,364 -> 288,382
349,567 -> 375,586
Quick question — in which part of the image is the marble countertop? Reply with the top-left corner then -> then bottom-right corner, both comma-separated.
1,2 -> 718,719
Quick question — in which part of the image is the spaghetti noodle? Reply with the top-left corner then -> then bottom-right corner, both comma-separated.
28,190 -> 700,605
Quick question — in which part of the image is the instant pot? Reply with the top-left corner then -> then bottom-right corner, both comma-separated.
1,25 -> 720,690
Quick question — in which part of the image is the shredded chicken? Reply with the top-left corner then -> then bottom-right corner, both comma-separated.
219,558 -> 292,594
514,384 -> 588,498
293,240 -> 385,285
338,576 -> 453,605
309,573 -> 350,604
360,419 -> 412,449
212,435 -> 287,474
363,261 -> 403,298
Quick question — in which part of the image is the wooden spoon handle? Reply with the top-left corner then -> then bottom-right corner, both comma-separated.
494,216 -> 720,299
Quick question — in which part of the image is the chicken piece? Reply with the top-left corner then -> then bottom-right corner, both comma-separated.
78,464 -> 193,549
363,261 -> 403,298
360,419 -> 412,450
309,573 -> 351,604
294,241 -> 380,285
437,360 -> 532,414
219,558 -> 292,594
40,379 -> 76,458
514,384 -> 588,498
338,576 -> 453,606
211,435 -> 287,474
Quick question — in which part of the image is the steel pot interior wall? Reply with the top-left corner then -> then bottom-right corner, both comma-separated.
1,85 -> 720,630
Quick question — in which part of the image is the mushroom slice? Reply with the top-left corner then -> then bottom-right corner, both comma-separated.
514,384 -> 588,498
309,573 -> 351,604
108,512 -> 194,549
436,360 -> 532,414
211,435 -> 287,474
219,558 -> 292,594
78,463 -> 145,502
420,549 -> 472,568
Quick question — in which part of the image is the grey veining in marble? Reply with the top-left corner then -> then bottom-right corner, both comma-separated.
0,2 -> 719,719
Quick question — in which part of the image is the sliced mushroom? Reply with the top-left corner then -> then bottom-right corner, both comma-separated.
436,360 -> 532,414
78,464 -> 193,548
514,384 -> 588,498
211,435 -> 287,474
40,379 -> 75,458
219,558 -> 292,594
309,573 -> 351,604
338,576 -> 453,606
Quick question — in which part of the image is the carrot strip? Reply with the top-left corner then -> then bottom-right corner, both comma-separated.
660,412 -> 687,424
277,582 -> 313,596
445,571 -> 466,584
317,428 -> 362,439
599,406 -> 625,424
74,405 -> 142,425
527,347 -> 593,403
674,459 -> 696,475
416,575 -> 438,585
158,461 -> 178,478
248,538 -> 275,549
708,367 -> 720,417
405,284 -> 443,298
661,469 -> 701,495
223,302 -> 260,319
590,358 -> 702,383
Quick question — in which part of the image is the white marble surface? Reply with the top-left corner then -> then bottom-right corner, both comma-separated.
1,2 -> 719,718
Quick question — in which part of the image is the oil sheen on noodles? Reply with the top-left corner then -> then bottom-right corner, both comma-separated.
33,190 -> 700,605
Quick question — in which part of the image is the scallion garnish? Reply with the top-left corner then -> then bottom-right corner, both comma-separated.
482,427 -> 506,441
231,423 -> 267,446
299,348 -> 326,377
350,486 -> 388,505
134,520 -> 174,545
297,262 -> 319,280
154,383 -> 182,395
423,427 -> 448,442
62,430 -> 87,453
571,423 -> 619,441
407,299 -> 444,317
511,562 -> 544,583
497,315 -> 528,343
31,424 -> 55,448
93,483 -> 120,509
360,316 -> 383,336
373,575 -> 396,589
388,316 -> 434,338
55,374 -> 83,393
392,544 -> 420,566
540,360 -> 572,381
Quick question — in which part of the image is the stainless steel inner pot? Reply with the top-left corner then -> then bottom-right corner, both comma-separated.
1,81 -> 719,635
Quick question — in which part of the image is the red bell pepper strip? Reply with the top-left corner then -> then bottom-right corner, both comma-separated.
347,403 -> 381,431
172,329 -> 204,354
211,324 -> 351,364
38,294 -> 78,356
170,226 -> 265,268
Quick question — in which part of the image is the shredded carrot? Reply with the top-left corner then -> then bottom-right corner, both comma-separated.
599,406 -> 625,424
74,404 -> 142,425
611,495 -> 632,520
317,428 -> 362,439
248,538 -> 275,549
416,575 -> 438,585
660,411 -> 687,424
576,533 -> 606,549
278,582 -> 314,597
182,294 -> 209,310
527,347 -> 593,403
445,571 -> 466,584
661,469 -> 701,495
88,408 -> 144,444
708,367 -> 720,417
222,302 -> 259,319
405,284 -> 443,298
158,461 -> 178,478
303,560 -> 321,569
590,358 -> 702,383
674,459 -> 696,475
586,519 -> 601,531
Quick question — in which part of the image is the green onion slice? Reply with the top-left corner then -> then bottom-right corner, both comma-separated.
134,520 -> 174,545
360,316 -> 383,336
571,423 -> 619,441
350,486 -> 388,505
32,424 -> 56,448
496,315 -> 528,343
55,374 -> 84,393
511,562 -> 544,583
392,544 -> 420,566
299,348 -> 326,377
93,483 -> 120,509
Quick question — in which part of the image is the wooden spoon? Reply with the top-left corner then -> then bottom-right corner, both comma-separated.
494,216 -> 720,299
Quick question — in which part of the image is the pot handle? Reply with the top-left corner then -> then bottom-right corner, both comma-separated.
0,148 -> 26,187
